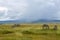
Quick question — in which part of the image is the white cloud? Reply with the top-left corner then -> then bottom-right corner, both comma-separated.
0,0 -> 60,21
0,7 -> 8,17
0,0 -> 28,21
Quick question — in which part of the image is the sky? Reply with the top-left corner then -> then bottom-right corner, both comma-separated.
0,0 -> 60,21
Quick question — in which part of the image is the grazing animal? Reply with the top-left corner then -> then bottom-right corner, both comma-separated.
12,24 -> 20,28
15,24 -> 20,27
53,25 -> 58,30
42,24 -> 49,29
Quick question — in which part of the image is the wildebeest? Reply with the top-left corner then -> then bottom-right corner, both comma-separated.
42,24 -> 49,29
12,24 -> 20,28
53,25 -> 58,30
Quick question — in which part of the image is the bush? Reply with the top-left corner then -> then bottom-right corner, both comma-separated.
39,33 -> 48,35
0,30 -> 14,34
22,31 -> 33,34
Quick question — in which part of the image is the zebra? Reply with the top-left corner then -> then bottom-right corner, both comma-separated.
42,24 -> 49,30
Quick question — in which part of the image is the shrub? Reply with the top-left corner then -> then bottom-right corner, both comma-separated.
22,31 -> 33,34
0,30 -> 14,34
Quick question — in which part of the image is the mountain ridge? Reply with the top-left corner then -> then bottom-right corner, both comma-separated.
0,19 -> 60,24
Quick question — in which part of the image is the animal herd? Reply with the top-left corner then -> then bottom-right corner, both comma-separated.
42,24 -> 58,30
11,24 -> 58,30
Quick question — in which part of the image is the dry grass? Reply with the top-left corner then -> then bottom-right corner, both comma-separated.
0,23 -> 59,40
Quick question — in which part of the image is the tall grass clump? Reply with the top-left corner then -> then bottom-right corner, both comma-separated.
22,30 -> 34,34
0,29 -> 14,34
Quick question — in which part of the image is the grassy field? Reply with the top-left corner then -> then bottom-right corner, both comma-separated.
0,23 -> 60,40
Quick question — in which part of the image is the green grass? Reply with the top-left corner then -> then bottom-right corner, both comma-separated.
0,24 -> 59,40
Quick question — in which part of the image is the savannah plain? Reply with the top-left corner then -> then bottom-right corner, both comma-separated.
0,23 -> 59,40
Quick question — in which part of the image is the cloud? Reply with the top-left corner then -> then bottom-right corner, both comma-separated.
20,0 -> 57,20
0,0 -> 28,20
22,0 -> 60,21
0,7 -> 8,18
0,16 -> 14,21
0,0 -> 60,21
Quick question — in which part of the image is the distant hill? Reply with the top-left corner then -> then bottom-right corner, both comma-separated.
32,19 -> 60,23
0,19 -> 60,24
0,20 -> 27,24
